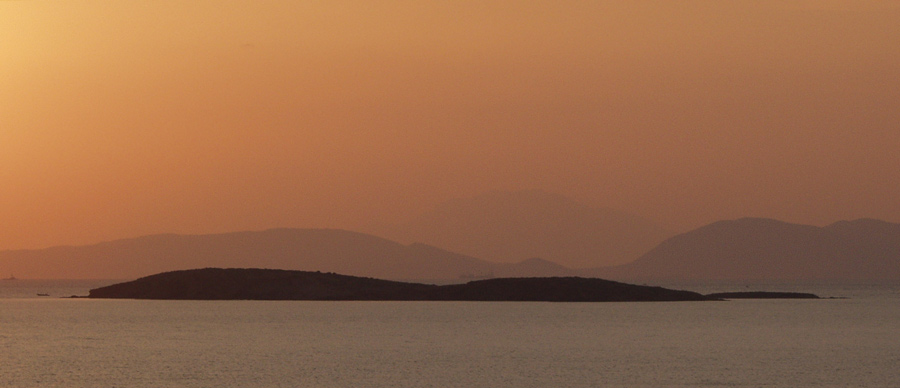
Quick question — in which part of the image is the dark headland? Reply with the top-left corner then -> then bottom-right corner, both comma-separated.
87,268 -> 712,302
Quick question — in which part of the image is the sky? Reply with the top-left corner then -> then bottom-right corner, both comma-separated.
2,1 -> 900,250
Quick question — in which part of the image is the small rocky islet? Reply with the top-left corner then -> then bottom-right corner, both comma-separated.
705,291 -> 820,299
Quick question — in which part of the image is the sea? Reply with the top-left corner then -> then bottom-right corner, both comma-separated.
1,279 -> 898,387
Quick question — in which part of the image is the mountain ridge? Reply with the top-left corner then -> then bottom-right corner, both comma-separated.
366,190 -> 674,268
5,217 -> 899,281
588,217 -> 900,281
0,228 -> 572,280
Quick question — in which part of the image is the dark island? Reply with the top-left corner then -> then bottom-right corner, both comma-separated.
87,268 -> 712,302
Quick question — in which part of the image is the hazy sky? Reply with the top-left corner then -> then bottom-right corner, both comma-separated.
3,1 -> 899,250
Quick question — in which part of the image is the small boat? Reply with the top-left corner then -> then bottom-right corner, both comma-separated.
37,293 -> 50,297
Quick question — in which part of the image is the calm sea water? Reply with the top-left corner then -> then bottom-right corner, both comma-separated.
1,280 -> 898,387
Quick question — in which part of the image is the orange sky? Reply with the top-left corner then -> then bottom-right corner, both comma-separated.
3,1 -> 900,250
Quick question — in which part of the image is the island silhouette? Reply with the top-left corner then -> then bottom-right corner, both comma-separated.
87,268 -> 713,301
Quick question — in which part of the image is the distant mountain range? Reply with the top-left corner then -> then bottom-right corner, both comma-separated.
367,190 -> 674,268
3,214 -> 898,281
0,228 -> 574,280
589,218 -> 900,281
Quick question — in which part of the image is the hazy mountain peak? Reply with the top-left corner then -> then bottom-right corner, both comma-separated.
519,257 -> 558,265
0,228 -> 501,280
431,190 -> 645,223
591,218 -> 900,281
367,190 -> 674,268
704,217 -> 794,229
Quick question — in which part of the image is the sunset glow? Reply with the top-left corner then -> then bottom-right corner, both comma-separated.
3,1 -> 899,254
2,5 -> 900,387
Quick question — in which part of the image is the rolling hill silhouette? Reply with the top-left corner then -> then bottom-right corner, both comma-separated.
368,190 -> 674,268
5,218 -> 897,281
588,218 -> 900,281
0,228 -> 574,280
